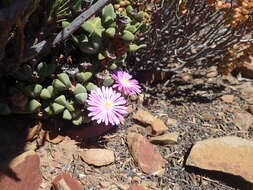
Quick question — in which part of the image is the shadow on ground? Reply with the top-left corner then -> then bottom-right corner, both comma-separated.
0,115 -> 36,181
0,115 -> 118,182
185,166 -> 253,190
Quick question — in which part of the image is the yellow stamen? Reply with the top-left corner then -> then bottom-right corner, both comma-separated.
104,102 -> 112,109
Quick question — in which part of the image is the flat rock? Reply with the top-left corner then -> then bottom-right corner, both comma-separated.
0,150 -> 42,190
52,172 -> 83,190
150,118 -> 168,135
132,109 -> 167,135
234,111 -> 253,131
202,113 -> 215,120
186,136 -> 253,183
128,184 -> 147,190
132,109 -> 155,124
149,132 -> 180,145
220,95 -> 234,103
80,149 -> 115,166
127,133 -> 166,174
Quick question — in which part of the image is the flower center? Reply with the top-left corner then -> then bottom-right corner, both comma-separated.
103,101 -> 113,110
121,78 -> 129,86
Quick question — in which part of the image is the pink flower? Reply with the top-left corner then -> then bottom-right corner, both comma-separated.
111,71 -> 141,95
87,86 -> 127,125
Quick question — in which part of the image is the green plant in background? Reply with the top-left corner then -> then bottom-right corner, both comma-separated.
62,3 -> 148,68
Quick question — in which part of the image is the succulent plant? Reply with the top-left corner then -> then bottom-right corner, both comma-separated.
0,1 -> 147,126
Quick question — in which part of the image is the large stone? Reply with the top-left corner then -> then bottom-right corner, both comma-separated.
127,133 -> 166,174
80,149 -> 115,166
52,172 -> 83,190
0,150 -> 42,190
234,111 -> 253,131
186,136 -> 253,183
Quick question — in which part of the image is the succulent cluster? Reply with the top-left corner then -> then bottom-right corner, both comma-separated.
0,61 -> 102,125
0,2 -> 146,126
62,3 -> 148,67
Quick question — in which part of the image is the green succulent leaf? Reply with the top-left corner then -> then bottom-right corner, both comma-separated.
53,79 -> 67,91
24,84 -> 42,98
62,21 -> 70,28
102,4 -> 116,23
125,24 -> 138,33
26,99 -> 41,113
109,63 -> 118,70
40,89 -> 51,99
86,82 -> 98,92
36,62 -> 48,77
98,53 -> 106,60
76,72 -> 92,83
128,44 -> 141,52
62,109 -> 72,120
44,106 -> 54,115
103,76 -> 114,87
54,95 -> 67,106
75,93 -> 87,104
58,73 -> 72,88
135,11 -> 145,21
121,30 -> 135,41
65,103 -> 75,112
51,103 -> 65,114
104,27 -> 116,37
126,5 -> 134,13
74,83 -> 87,95
72,116 -> 83,125
81,17 -> 104,36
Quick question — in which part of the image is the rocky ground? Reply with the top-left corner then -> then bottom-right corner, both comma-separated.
0,65 -> 253,190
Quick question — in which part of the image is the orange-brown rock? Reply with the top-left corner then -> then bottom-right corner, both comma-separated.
128,184 -> 147,190
150,118 -> 168,135
0,151 -> 42,190
80,149 -> 115,166
52,172 -> 83,190
132,109 -> 155,124
149,132 -> 180,145
220,95 -> 234,103
127,133 -> 166,174
132,109 -> 167,135
186,136 -> 253,183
